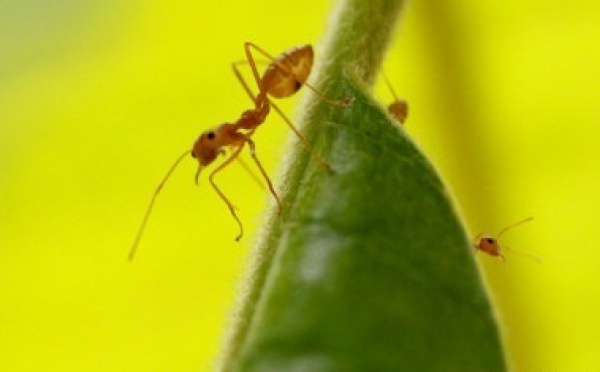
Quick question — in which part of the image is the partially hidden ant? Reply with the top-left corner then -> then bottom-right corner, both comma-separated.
381,72 -> 408,124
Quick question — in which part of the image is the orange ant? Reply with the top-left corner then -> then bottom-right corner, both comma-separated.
128,42 -> 348,261
473,217 -> 541,263
381,72 -> 408,124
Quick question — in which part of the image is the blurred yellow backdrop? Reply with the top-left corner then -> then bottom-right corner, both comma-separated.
1,0 -> 598,371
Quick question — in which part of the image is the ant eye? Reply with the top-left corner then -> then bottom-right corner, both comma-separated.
207,131 -> 216,140
485,238 -> 495,244
190,151 -> 196,158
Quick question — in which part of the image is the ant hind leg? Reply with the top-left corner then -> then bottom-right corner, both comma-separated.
244,137 -> 283,217
269,101 -> 333,174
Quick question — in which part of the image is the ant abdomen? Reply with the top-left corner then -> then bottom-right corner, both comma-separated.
262,44 -> 314,98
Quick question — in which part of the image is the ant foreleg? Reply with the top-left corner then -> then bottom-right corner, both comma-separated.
208,145 -> 246,241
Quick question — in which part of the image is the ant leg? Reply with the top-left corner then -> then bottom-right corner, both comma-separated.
269,100 -> 333,174
232,59 -> 264,105
232,43 -> 283,109
243,42 -> 277,85
240,42 -> 274,108
243,137 -> 283,217
472,233 -> 483,252
209,145 -> 246,241
302,82 -> 350,106
230,61 -> 276,190
237,156 -> 266,191
504,245 -> 542,264
243,43 -> 274,98
473,233 -> 483,244
243,42 -> 299,85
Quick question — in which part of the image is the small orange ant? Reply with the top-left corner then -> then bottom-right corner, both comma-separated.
128,42 -> 348,261
381,72 -> 408,124
474,217 -> 541,263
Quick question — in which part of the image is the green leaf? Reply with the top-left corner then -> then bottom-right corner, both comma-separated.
220,0 -> 507,370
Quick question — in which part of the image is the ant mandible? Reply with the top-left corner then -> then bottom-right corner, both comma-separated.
128,42 -> 349,261
473,217 -> 541,263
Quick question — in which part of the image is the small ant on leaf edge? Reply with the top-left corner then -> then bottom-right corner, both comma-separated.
473,217 -> 541,264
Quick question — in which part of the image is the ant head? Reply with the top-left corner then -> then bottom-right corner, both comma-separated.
388,100 -> 408,124
476,235 -> 501,257
192,128 -> 222,166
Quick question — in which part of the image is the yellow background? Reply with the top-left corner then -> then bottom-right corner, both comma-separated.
1,0 -> 598,370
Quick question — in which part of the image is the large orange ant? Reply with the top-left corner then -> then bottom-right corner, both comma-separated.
474,217 -> 541,263
128,42 -> 348,261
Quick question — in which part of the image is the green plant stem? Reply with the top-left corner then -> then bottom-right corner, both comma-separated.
219,0 -> 507,370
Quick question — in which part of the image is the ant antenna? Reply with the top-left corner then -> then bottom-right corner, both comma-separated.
381,70 -> 399,102
496,217 -> 533,239
129,150 -> 190,261
496,217 -> 540,264
504,245 -> 542,264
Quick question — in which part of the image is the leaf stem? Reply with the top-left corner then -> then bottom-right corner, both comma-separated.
219,0 -> 506,370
